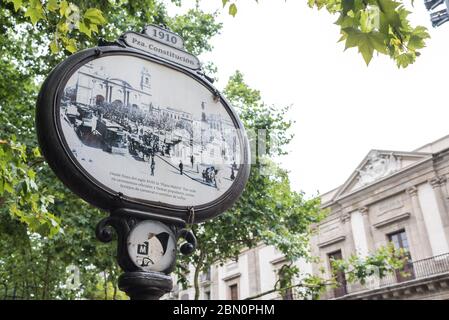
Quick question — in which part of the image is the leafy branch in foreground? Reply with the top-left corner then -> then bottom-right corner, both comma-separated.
330,243 -> 409,284
309,0 -> 430,67
0,138 -> 60,237
4,0 -> 106,54
221,0 -> 430,68
245,244 -> 408,300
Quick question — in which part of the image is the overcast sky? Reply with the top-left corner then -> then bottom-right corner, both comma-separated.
167,0 -> 449,197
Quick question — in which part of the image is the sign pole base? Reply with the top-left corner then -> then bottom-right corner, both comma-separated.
118,271 -> 173,300
95,210 -> 196,301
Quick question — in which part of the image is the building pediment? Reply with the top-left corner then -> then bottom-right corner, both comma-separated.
333,150 -> 432,200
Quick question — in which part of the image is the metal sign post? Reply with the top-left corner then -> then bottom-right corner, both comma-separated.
95,209 -> 196,299
35,25 -> 250,300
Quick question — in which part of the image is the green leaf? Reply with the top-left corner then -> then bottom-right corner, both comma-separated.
360,9 -> 376,33
32,147 -> 41,157
229,3 -> 237,17
57,21 -> 70,34
335,14 -> 356,29
412,26 -> 430,39
24,2 -> 44,25
342,0 -> 355,14
396,52 -> 415,68
7,0 -> 23,12
49,39 -> 59,54
90,23 -> 98,34
368,32 -> 388,54
377,0 -> 402,31
46,0 -> 59,12
59,0 -> 70,18
4,181 -> 13,193
343,28 -> 387,65
408,35 -> 425,50
78,21 -> 92,38
84,8 -> 106,25
65,38 -> 77,53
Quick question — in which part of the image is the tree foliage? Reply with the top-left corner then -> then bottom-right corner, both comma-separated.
0,0 -> 222,299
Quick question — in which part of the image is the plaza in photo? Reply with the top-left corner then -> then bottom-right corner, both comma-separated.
59,55 -> 242,207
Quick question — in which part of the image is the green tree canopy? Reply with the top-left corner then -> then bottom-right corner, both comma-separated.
0,0 -> 222,299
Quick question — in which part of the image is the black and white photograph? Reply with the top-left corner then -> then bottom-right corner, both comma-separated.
59,55 -> 242,206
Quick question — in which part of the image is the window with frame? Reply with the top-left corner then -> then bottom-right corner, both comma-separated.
229,284 -> 239,300
277,267 -> 294,300
388,229 -> 415,282
328,250 -> 347,298
388,229 -> 410,252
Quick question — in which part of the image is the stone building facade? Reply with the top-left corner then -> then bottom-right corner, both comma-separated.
311,134 -> 449,300
166,134 -> 449,300
166,245 -> 311,300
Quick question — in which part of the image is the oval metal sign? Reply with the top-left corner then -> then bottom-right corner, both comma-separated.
36,44 -> 250,223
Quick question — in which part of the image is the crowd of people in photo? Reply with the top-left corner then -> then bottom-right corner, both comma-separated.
63,98 -> 237,188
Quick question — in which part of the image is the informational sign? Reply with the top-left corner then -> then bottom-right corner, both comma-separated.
127,220 -> 176,272
122,32 -> 200,70
36,29 -> 250,223
142,24 -> 185,50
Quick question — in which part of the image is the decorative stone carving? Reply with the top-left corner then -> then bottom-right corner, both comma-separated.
340,213 -> 351,223
406,186 -> 418,197
429,177 -> 443,189
354,151 -> 401,188
359,207 -> 369,215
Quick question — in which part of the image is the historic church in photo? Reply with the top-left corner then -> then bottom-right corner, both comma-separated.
74,62 -> 153,112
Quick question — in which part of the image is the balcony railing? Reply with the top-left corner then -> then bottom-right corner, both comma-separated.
331,252 -> 449,299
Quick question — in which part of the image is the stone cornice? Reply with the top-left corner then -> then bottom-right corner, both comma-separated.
270,256 -> 287,265
427,175 -> 448,189
373,212 -> 411,229
318,236 -> 346,248
340,212 -> 351,223
406,186 -> 418,197
429,177 -> 442,189
222,273 -> 241,282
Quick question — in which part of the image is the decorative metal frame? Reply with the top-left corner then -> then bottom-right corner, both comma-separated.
36,42 -> 250,224
95,209 -> 196,274
95,208 -> 196,299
